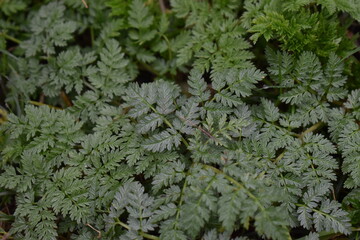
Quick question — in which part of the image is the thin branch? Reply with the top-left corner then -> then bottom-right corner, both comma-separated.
60,91 -> 73,107
139,62 -> 160,76
274,151 -> 285,163
29,101 -> 62,110
202,164 -> 266,211
141,232 -> 159,240
175,174 -> 188,223
273,121 -> 324,163
178,115 -> 216,141
295,203 -> 340,223
299,122 -> 324,140
115,219 -> 130,230
39,93 -> 45,103
115,219 -> 159,240
86,224 -> 101,239
84,81 -> 97,92
331,187 -> 336,201
0,33 -> 21,44
81,0 -> 88,8
133,91 -> 189,147
202,163 -> 290,237
0,49 -> 18,60
159,0 -> 166,13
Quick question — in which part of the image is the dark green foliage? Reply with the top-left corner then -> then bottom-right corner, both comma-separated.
0,0 -> 360,239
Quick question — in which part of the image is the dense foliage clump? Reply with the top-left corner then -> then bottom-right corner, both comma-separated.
1,0 -> 360,239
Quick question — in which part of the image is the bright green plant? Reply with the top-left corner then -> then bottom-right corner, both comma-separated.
242,0 -> 359,57
0,0 -> 360,239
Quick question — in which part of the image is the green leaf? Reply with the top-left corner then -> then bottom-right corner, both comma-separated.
143,128 -> 182,152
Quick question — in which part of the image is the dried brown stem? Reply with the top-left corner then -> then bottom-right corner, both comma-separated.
159,0 -> 166,13
178,115 -> 216,141
86,223 -> 101,239
81,0 -> 88,8
39,93 -> 45,103
60,91 -> 73,107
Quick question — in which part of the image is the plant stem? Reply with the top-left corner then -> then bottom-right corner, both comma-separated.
0,49 -> 18,60
81,0 -> 88,8
295,203 -> 341,224
115,219 -> 159,240
136,92 -> 190,147
274,151 -> 285,163
299,121 -> 323,139
0,33 -> 21,44
115,218 -> 130,230
86,223 -> 101,239
84,81 -> 97,92
201,164 -> 266,212
90,27 -> 95,46
60,91 -> 73,107
175,176 -> 188,223
141,232 -> 159,240
139,62 -> 160,76
159,0 -> 166,13
29,101 -> 62,110
274,121 -> 324,162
